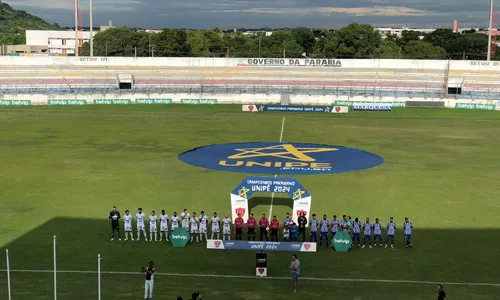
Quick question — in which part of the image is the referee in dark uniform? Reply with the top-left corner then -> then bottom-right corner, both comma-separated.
109,206 -> 121,241
437,285 -> 446,300
297,213 -> 307,242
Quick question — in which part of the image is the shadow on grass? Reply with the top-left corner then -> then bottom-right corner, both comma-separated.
0,217 -> 500,293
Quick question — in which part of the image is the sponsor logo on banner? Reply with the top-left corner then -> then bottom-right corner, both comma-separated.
352,104 -> 392,111
332,231 -> 352,253
207,240 -> 317,252
335,100 -> 406,107
135,98 -> 173,104
169,227 -> 190,247
93,99 -> 132,105
0,100 -> 32,106
180,99 -> 218,105
454,103 -> 496,110
235,207 -> 246,217
48,100 -> 87,106
243,105 -> 348,113
179,142 -> 384,175
242,58 -> 342,67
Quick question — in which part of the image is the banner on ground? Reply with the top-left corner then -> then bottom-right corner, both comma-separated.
231,176 -> 311,224
0,100 -> 32,106
242,105 -> 348,113
207,240 -> 317,252
352,104 -> 392,111
170,227 -> 190,247
180,99 -> 218,105
335,100 -> 406,107
454,103 -> 496,110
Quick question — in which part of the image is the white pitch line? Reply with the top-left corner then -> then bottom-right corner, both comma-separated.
2,269 -> 500,287
269,116 -> 285,219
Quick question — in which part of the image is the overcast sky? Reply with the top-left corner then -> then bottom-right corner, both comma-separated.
5,0 -> 499,29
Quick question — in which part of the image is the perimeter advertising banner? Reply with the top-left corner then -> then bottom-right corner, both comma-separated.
242,105 -> 348,113
207,240 -> 317,252
230,176 -> 312,224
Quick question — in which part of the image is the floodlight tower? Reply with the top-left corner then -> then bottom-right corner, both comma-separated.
74,0 -> 79,56
487,0 -> 494,61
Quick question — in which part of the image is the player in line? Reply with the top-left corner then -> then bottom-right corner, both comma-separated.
385,217 -> 396,248
149,210 -> 157,242
211,212 -> 220,240
319,214 -> 329,247
373,218 -> 383,248
136,208 -> 148,241
199,211 -> 208,242
309,214 -> 318,243
159,210 -> 169,242
222,214 -> 232,240
404,217 -> 413,248
190,212 -> 199,242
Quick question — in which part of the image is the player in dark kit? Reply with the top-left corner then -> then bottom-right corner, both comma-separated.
297,212 -> 307,242
109,206 -> 121,241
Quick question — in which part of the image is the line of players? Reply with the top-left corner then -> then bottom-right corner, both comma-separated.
121,208 -> 233,242
118,208 -> 414,249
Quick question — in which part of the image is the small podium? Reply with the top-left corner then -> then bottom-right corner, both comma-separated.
255,251 -> 267,277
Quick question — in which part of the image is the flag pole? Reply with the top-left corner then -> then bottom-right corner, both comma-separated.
97,254 -> 101,300
53,235 -> 57,300
6,249 -> 11,300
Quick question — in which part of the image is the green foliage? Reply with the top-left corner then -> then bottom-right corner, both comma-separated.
0,1 -> 60,45
1,1 -> 496,60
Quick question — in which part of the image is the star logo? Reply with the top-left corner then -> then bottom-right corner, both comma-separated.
258,105 -> 265,111
293,189 -> 305,200
325,106 -> 331,112
227,144 -> 338,162
238,186 -> 250,198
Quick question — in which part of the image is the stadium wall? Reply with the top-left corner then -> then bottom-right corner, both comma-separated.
1,56 -> 500,71
1,93 -> 499,110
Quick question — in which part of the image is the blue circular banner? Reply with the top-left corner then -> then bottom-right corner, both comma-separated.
178,142 -> 383,175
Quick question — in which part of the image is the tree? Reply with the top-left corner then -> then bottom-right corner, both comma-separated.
373,39 -> 400,58
291,29 -> 316,55
423,28 -> 456,53
335,23 -> 381,57
402,40 -> 446,59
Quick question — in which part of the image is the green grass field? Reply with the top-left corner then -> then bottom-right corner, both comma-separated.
0,105 -> 499,300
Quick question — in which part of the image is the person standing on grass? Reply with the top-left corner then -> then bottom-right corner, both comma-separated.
247,213 -> 257,241
288,254 -> 300,293
297,212 -> 307,242
385,217 -> 396,248
404,217 -> 413,249
109,206 -> 121,241
142,261 -> 155,300
234,213 -> 244,240
270,215 -> 280,241
309,214 -> 318,242
437,284 -> 446,300
259,213 -> 269,241
290,223 -> 299,241
319,214 -> 329,247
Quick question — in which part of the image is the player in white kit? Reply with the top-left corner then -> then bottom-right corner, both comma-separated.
136,208 -> 148,241
199,211 -> 208,242
171,212 -> 180,231
181,209 -> 190,231
222,214 -> 232,240
123,210 -> 134,241
211,212 -> 221,240
149,211 -> 158,242
159,210 -> 169,242
190,212 -> 199,242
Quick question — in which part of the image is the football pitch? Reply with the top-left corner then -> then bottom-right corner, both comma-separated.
0,105 -> 499,300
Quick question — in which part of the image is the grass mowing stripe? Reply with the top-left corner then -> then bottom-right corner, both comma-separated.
3,269 -> 500,287
269,116 -> 286,219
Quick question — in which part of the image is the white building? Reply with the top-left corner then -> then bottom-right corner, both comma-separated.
26,30 -> 97,54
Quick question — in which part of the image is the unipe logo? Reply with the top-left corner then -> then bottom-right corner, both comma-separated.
178,142 -> 383,175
